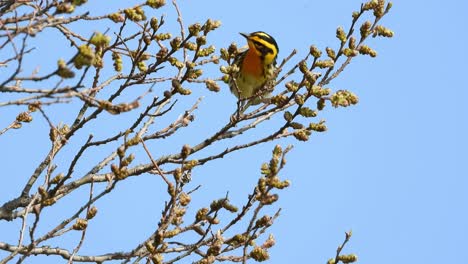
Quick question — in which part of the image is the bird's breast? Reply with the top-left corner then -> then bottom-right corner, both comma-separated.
241,49 -> 264,78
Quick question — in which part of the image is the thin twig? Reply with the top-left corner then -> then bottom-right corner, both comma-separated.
139,137 -> 171,185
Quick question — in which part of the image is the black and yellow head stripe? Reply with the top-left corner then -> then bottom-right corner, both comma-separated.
249,31 -> 279,54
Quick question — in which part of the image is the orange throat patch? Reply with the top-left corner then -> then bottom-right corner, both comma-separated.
241,49 -> 263,78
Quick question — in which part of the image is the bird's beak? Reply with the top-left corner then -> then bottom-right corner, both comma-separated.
239,32 -> 249,39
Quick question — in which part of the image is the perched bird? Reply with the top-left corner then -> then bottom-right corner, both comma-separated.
229,31 -> 279,105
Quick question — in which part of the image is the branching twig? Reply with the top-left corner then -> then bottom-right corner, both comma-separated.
0,0 -> 392,262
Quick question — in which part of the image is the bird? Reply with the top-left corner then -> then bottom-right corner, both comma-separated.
229,31 -> 279,106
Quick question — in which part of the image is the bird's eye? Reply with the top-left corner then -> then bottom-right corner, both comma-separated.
252,41 -> 272,54
253,41 -> 264,49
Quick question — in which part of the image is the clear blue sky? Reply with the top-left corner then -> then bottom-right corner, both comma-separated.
1,0 -> 467,263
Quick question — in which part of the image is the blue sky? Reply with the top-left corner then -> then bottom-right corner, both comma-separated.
1,0 -> 467,263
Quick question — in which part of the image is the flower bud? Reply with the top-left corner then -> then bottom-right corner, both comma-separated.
309,45 -> 322,58
250,247 -> 269,262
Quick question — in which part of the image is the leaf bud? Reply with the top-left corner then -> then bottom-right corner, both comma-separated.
179,192 -> 191,206
147,0 -> 166,9
373,0 -> 385,18
262,234 -> 276,249
196,36 -> 207,46
326,47 -> 336,60
315,59 -> 334,69
289,122 -> 304,130
205,79 -> 220,92
86,206 -> 98,219
336,26 -> 347,43
109,12 -> 125,23
250,247 -> 269,262
16,112 -> 32,123
283,111 -> 293,122
72,218 -> 88,230
170,36 -> 182,50
150,17 -> 159,30
195,207 -> 209,222
56,3 -> 74,14
285,81 -> 299,92
358,45 -> 377,57
189,23 -> 202,36
299,107 -> 317,117
309,45 -> 322,58
338,254 -> 358,263
360,21 -> 372,38
294,94 -> 305,105
293,130 -> 310,141
180,144 -> 192,159
343,48 -> 358,57
255,215 -> 272,228
57,59 -> 75,78
299,60 -> 308,73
